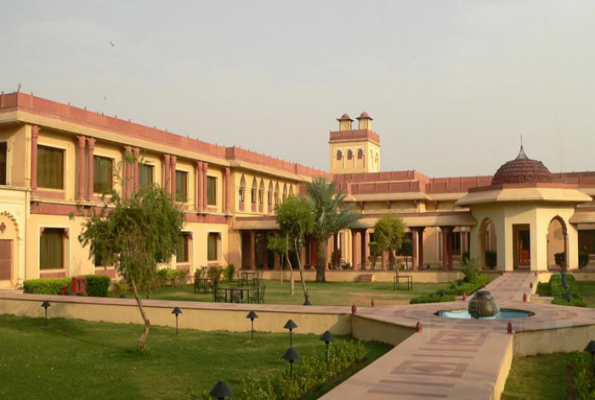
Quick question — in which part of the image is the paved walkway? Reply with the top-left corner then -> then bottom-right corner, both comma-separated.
322,273 -> 595,400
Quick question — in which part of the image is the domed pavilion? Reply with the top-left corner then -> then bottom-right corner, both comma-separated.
457,146 -> 592,271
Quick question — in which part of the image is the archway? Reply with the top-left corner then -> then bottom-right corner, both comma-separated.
479,218 -> 497,269
0,212 -> 19,287
547,216 -> 568,270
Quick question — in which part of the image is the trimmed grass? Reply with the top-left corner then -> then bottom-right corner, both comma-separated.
577,281 -> 595,308
503,353 -> 568,400
0,315 -> 391,400
113,280 -> 448,306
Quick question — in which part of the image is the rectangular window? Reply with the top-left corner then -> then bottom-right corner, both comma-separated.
207,176 -> 216,206
0,142 -> 7,185
175,170 -> 188,202
177,234 -> 189,263
37,145 -> 64,189
452,232 -> 461,255
208,232 -> 218,261
40,228 -> 64,270
583,230 -> 595,255
93,156 -> 113,193
139,164 -> 153,187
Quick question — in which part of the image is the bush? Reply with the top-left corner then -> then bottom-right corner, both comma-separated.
83,275 -> 111,297
409,274 -> 490,304
341,263 -> 352,270
410,294 -> 456,304
207,266 -> 223,285
111,280 -> 129,296
196,340 -> 366,400
462,251 -> 470,263
485,250 -> 497,269
554,252 -> 566,269
224,264 -> 236,281
579,252 -> 590,270
570,352 -> 595,399
547,273 -> 586,307
23,278 -> 70,295
460,257 -> 479,283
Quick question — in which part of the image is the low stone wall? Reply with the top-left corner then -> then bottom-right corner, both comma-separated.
514,324 -> 595,357
352,316 -> 414,347
0,293 -> 352,335
260,270 -> 464,283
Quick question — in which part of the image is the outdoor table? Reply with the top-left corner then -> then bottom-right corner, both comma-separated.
215,285 -> 260,303
240,271 -> 260,286
394,275 -> 413,291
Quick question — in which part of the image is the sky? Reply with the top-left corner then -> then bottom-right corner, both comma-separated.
1,1 -> 595,177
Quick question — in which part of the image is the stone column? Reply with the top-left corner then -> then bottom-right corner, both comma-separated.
31,125 -> 39,193
441,227 -> 454,271
417,227 -> 425,268
333,233 -> 339,268
412,229 -> 418,271
447,229 -> 454,271
133,148 -> 140,193
203,162 -> 209,209
263,234 -> 268,269
361,229 -> 367,270
77,136 -> 86,201
170,155 -> 177,199
249,230 -> 256,270
225,167 -> 231,213
163,154 -> 170,193
351,229 -> 359,271
196,161 -> 203,211
274,251 -> 280,270
86,138 -> 95,200
124,147 -> 132,199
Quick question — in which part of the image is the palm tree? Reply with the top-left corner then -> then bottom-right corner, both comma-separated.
306,177 -> 360,282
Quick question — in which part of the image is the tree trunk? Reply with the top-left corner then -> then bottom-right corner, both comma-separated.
285,235 -> 294,295
295,238 -> 309,303
280,253 -> 284,285
131,278 -> 150,352
315,238 -> 328,282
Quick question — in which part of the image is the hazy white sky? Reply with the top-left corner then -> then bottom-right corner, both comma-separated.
2,1 -> 595,176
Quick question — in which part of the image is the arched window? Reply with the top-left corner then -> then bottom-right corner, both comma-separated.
336,150 -> 342,161
283,184 -> 288,201
275,183 -> 280,205
239,175 -> 246,203
357,149 -> 364,159
251,178 -> 257,204
289,185 -> 294,196
268,181 -> 273,206
347,150 -> 353,160
258,179 -> 265,205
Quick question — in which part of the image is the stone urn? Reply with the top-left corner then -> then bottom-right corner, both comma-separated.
468,291 -> 499,319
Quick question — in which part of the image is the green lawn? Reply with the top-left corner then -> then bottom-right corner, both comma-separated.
0,315 -> 391,400
577,281 -> 595,307
114,280 -> 449,306
503,353 -> 568,400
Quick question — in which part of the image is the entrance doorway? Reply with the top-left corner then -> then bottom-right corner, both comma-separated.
513,224 -> 531,269
0,239 -> 12,282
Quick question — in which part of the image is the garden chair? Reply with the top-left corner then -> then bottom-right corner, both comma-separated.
258,285 -> 266,304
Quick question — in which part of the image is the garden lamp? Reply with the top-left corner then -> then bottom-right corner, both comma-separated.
172,307 -> 182,335
246,310 -> 258,340
284,319 -> 298,347
118,294 -> 126,299
41,301 -> 51,326
303,294 -> 311,306
282,347 -> 301,378
319,330 -> 335,363
585,341 -> 595,376
565,292 -> 572,302
209,380 -> 233,399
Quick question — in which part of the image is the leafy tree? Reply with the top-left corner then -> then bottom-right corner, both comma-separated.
373,215 -> 406,275
276,196 -> 313,303
78,166 -> 184,352
267,233 -> 293,293
306,177 -> 360,282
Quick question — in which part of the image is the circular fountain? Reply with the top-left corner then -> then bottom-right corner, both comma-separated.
436,290 -> 534,320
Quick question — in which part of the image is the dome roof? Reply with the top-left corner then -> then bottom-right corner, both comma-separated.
356,111 -> 373,120
337,113 -> 353,121
491,146 -> 554,185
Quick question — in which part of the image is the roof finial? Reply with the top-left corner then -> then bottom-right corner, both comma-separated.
516,135 -> 528,160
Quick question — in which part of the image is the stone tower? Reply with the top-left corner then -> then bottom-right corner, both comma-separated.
329,112 -> 381,174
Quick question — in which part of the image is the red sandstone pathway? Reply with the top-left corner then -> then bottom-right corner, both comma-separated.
322,273 -> 594,400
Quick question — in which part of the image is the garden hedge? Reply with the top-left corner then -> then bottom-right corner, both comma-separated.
23,275 -> 111,297
409,274 -> 491,304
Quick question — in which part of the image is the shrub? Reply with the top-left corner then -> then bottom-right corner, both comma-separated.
111,280 -> 129,296
462,251 -> 470,263
547,274 -> 586,307
224,264 -> 236,282
579,252 -> 590,270
83,275 -> 111,297
207,266 -> 223,284
485,250 -> 497,269
410,294 -> 456,304
460,257 -> 479,283
23,278 -> 70,295
554,252 -> 566,269
174,269 -> 189,286
341,263 -> 352,270
409,274 -> 490,304
571,352 -> 595,399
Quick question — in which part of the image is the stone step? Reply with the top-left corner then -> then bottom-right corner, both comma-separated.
358,274 -> 374,283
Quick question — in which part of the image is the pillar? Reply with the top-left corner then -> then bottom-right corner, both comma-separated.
203,162 -> 209,209
441,227 -> 454,271
418,228 -> 425,268
196,161 -> 203,211
249,230 -> 256,270
163,154 -> 170,193
133,147 -> 140,193
77,136 -> 86,201
274,251 -> 280,270
263,234 -> 268,269
351,229 -> 358,271
170,155 -> 176,199
361,229 -> 367,270
412,229 -> 418,271
225,167 -> 231,213
333,233 -> 339,268
124,147 -> 132,199
31,125 -> 39,192
86,138 -> 95,200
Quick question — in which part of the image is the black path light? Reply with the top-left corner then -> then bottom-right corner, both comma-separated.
585,341 -> 595,376
172,307 -> 182,335
246,310 -> 258,340
41,301 -> 51,326
565,292 -> 573,302
319,330 -> 335,363
209,380 -> 233,399
284,319 -> 298,347
282,347 -> 301,378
